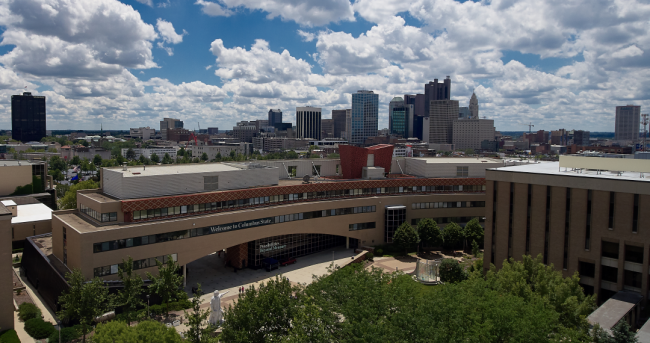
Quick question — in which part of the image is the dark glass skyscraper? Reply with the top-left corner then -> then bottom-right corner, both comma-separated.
12,92 -> 46,142
351,90 -> 378,145
268,109 -> 282,126
424,76 -> 451,115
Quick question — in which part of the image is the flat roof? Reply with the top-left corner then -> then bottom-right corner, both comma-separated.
1,200 -> 17,206
490,162 -> 650,182
587,291 -> 643,330
12,203 -> 52,224
0,160 -> 39,167
411,157 -> 502,164
106,162 -> 261,178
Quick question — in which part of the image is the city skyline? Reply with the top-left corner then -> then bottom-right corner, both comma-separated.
0,0 -> 649,132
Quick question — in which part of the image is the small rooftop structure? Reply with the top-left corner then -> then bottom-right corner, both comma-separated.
587,290 -> 643,332
11,203 -> 52,224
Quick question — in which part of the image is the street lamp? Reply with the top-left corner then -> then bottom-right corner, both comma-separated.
146,295 -> 150,318
56,319 -> 61,343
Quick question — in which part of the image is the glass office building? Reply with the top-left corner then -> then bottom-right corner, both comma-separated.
247,234 -> 345,268
351,90 -> 378,145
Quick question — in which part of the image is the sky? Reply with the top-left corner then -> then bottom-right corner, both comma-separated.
0,0 -> 649,132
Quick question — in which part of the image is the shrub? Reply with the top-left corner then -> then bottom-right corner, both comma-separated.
48,326 -> 82,343
24,317 -> 56,339
439,258 -> 467,284
374,248 -> 383,256
18,302 -> 41,322
0,329 -> 21,343
365,252 -> 374,261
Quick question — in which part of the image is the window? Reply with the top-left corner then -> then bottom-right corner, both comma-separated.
601,241 -> 619,259
204,176 -> 219,191
578,261 -> 595,278
457,166 -> 469,177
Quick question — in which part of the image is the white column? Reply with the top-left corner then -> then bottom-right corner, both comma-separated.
346,237 -> 349,249
183,264 -> 187,287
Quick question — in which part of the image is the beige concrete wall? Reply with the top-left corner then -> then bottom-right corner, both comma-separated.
0,212 -> 13,330
0,165 -> 32,196
12,220 -> 52,242
55,193 -> 487,280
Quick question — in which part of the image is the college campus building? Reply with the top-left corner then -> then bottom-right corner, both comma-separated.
484,156 -> 650,304
46,154 -> 500,286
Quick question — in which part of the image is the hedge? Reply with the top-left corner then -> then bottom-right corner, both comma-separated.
47,326 -> 82,343
24,318 -> 55,339
0,329 -> 21,343
18,303 -> 41,322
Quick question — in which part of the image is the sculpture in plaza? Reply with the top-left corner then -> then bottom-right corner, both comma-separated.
415,259 -> 441,285
209,289 -> 230,325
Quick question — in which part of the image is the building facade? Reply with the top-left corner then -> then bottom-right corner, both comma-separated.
615,105 -> 641,142
484,157 -> 650,304
268,109 -> 282,126
424,77 -> 451,115
389,97 -> 413,138
12,92 -> 46,143
191,143 -> 252,160
321,119 -> 334,139
429,100 -> 459,144
452,119 -> 495,150
296,107 -> 322,140
351,91 -> 379,145
469,92 -> 479,119
232,121 -> 258,143
160,118 -> 184,141
331,109 -> 347,139
121,147 -> 179,160
129,127 -> 156,141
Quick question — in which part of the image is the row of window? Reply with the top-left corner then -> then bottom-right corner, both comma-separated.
94,253 -> 178,277
96,205 -> 377,253
131,184 -> 486,222
411,216 -> 486,226
349,222 -> 376,231
411,201 -> 485,210
80,204 -> 117,223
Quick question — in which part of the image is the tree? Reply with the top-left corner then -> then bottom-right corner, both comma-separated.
59,180 -> 99,209
48,169 -> 64,181
201,152 -> 209,161
229,150 -> 235,158
49,155 -> 67,172
439,258 -> 467,283
215,152 -> 222,161
609,321 -> 638,343
93,154 -> 103,166
221,276 -> 301,343
392,222 -> 420,255
417,219 -> 443,249
162,153 -> 173,164
178,147 -> 185,157
71,156 -> 81,166
58,269 -> 112,343
92,320 -> 183,343
462,218 -> 484,250
150,153 -> 160,163
146,256 -> 184,317
184,285 -> 215,343
442,222 -> 463,250
116,257 -> 144,325
81,140 -> 89,147
126,148 -> 136,160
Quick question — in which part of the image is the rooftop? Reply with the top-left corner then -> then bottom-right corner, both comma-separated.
106,162 -> 273,177
412,157 -> 502,164
490,161 -> 650,182
587,291 -> 643,331
0,160 -> 40,167
12,203 -> 52,224
1,200 -> 17,206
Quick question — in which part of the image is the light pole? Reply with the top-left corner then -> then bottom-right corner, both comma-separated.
56,319 -> 61,343
146,295 -> 150,318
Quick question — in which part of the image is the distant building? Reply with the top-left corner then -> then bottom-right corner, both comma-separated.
459,107 -> 471,119
572,130 -> 590,146
615,105 -> 640,142
207,127 -> 219,135
296,107 -> 322,140
167,128 -> 191,143
321,119 -> 334,139
129,127 -> 155,141
191,143 -> 252,159
469,92 -> 479,119
331,109 -> 347,139
160,118 -> 183,140
389,97 -> 413,138
404,94 -> 425,117
551,129 -> 567,145
351,91 -> 379,145
424,77 -> 451,116
121,147 -> 179,160
453,119 -> 495,150
252,137 -> 310,152
268,109 -> 282,126
429,100 -> 459,144
232,121 -> 258,143
12,92 -> 46,143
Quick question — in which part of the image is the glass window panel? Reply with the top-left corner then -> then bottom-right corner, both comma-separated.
181,206 -> 187,214
133,211 -> 140,220
126,239 -> 133,247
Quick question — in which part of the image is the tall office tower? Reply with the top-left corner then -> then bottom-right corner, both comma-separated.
296,107 -> 322,140
321,119 -> 334,139
458,107 -> 471,119
389,97 -> 412,138
615,105 -> 641,142
469,92 -> 479,119
268,109 -> 282,126
424,76 -> 451,115
351,90 -> 379,145
404,94 -> 425,117
331,109 -> 347,139
11,92 -> 46,142
452,119 -> 495,150
429,100 -> 459,144
160,118 -> 183,140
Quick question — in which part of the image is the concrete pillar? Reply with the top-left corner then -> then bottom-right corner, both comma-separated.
0,205 -> 13,330
183,264 -> 187,287
346,237 -> 349,249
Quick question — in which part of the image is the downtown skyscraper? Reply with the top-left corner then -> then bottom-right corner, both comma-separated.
350,90 -> 378,145
11,92 -> 46,142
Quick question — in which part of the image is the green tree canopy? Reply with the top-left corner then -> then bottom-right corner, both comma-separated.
58,269 -> 112,343
162,153 -> 173,164
92,154 -> 103,166
439,258 -> 467,283
417,218 -> 442,248
126,148 -> 136,160
146,256 -> 184,316
49,155 -> 67,171
184,285 -> 216,343
462,218 -> 484,248
92,320 -> 183,343
150,153 -> 160,163
392,222 -> 420,255
70,156 -> 81,165
201,152 -> 209,161
59,180 -> 99,209
442,222 -> 463,250
116,257 -> 144,325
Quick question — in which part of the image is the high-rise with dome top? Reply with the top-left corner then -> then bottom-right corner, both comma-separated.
469,92 -> 479,119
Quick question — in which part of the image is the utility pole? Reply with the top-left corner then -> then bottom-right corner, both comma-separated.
642,114 -> 649,152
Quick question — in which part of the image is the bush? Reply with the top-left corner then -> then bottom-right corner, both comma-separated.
0,329 -> 21,343
18,302 -> 41,322
48,326 -> 82,343
24,317 -> 56,339
365,252 -> 374,261
374,248 -> 383,256
439,258 -> 467,284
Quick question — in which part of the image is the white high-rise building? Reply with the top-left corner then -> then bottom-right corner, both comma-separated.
469,92 -> 479,119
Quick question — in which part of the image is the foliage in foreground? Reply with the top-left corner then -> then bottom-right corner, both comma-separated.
24,317 -> 55,339
48,326 -> 83,343
18,302 -> 41,322
59,180 -> 99,209
0,329 -> 21,343
221,256 -> 598,343
91,320 -> 183,343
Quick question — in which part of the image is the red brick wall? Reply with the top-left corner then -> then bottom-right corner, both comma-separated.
368,145 -> 393,174
226,243 -> 248,269
339,145 -> 369,179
